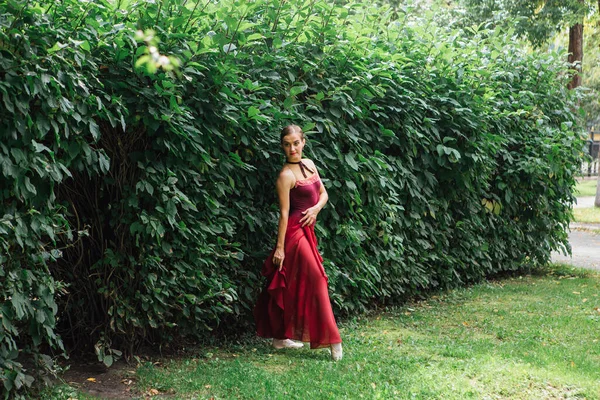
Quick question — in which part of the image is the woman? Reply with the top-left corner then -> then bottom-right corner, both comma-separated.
254,124 -> 343,361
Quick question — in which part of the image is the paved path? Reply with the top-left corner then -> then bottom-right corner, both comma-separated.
574,196 -> 597,208
551,227 -> 600,270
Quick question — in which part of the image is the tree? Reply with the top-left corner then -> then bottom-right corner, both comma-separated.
458,0 -> 600,208
568,0 -> 585,89
458,0 -> 591,89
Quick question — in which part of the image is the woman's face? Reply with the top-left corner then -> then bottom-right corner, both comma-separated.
281,132 -> 305,162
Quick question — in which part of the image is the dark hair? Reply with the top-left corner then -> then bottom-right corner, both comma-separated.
280,124 -> 304,143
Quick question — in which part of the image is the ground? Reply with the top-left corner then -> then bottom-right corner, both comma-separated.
551,226 -> 600,270
551,195 -> 600,270
58,360 -> 138,399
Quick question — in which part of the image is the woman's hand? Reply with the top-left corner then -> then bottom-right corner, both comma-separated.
300,206 -> 320,227
273,247 -> 285,271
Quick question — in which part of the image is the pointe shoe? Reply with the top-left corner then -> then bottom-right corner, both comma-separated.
272,339 -> 304,349
330,343 -> 343,361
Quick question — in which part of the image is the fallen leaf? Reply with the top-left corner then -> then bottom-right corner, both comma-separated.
573,291 -> 581,295
86,378 -> 96,382
205,384 -> 212,389
371,382 -> 376,389
462,322 -> 469,326
582,298 -> 588,303
148,388 -> 159,396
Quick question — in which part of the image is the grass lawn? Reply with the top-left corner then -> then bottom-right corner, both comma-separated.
575,178 -> 599,197
572,207 -> 600,224
44,265 -> 600,400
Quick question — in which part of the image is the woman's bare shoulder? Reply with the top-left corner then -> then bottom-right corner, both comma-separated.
277,166 -> 296,187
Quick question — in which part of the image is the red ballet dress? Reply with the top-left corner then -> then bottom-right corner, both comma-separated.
254,172 -> 342,349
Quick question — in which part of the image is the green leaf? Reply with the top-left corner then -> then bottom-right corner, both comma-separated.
98,152 -> 110,174
80,40 -> 91,51
32,141 -> 51,153
103,355 -> 114,367
284,97 -> 294,109
246,33 -> 264,41
10,293 -> 28,319
48,42 -> 68,53
290,83 -> 308,96
248,106 -> 260,118
90,120 -> 100,140
24,177 -> 37,195
345,154 -> 359,171
303,122 -> 316,132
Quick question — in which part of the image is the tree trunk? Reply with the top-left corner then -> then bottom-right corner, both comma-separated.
568,21 -> 584,89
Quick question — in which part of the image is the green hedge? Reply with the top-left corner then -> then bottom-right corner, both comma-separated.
0,0 -> 583,397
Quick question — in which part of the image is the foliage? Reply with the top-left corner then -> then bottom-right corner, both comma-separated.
0,0 -> 584,397
580,16 -> 600,128
454,1 -> 600,126
455,0 -> 591,48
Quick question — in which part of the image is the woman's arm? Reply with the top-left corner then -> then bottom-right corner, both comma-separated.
273,170 -> 294,270
300,183 -> 328,227
299,160 -> 328,227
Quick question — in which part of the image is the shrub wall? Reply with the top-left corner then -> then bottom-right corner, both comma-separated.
0,0 -> 584,397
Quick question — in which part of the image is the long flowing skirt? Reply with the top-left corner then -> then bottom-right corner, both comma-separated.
254,218 -> 341,349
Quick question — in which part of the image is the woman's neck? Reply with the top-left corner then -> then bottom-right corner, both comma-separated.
285,160 -> 314,178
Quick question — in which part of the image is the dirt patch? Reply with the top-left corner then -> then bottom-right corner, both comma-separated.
59,360 -> 138,399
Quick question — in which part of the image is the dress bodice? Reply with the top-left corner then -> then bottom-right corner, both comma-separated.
289,173 -> 321,216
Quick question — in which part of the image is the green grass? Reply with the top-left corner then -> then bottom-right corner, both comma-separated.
573,206 -> 600,224
40,384 -> 97,400
575,178 -> 599,197
125,265 -> 600,400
